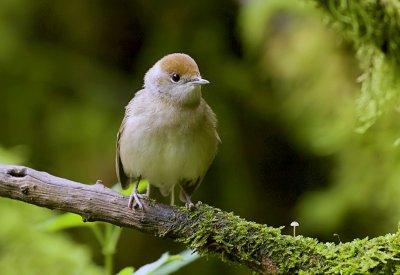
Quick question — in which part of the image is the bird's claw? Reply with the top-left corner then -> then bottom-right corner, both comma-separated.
128,192 -> 146,209
185,200 -> 195,210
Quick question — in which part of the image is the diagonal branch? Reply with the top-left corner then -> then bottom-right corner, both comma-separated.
0,164 -> 399,274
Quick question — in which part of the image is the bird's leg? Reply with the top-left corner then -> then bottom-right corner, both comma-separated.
179,179 -> 199,209
180,189 -> 194,209
128,176 -> 143,209
146,182 -> 151,197
170,185 -> 175,206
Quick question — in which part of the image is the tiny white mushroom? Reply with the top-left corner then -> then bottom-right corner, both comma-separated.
290,221 -> 299,237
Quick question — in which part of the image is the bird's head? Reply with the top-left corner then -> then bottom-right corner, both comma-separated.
144,53 -> 209,107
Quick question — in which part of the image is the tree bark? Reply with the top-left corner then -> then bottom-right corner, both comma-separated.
0,164 -> 399,274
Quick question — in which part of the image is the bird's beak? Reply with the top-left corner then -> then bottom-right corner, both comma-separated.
190,77 -> 210,86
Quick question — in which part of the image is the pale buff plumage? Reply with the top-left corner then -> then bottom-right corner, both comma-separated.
116,53 -> 220,209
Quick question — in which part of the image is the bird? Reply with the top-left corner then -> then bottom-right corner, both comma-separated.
116,53 -> 220,209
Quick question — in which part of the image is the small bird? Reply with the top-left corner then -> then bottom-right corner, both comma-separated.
116,53 -> 220,209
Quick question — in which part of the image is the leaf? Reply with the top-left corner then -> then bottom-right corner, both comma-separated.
151,250 -> 200,275
112,180 -> 148,196
38,212 -> 94,232
133,250 -> 199,275
117,266 -> 135,275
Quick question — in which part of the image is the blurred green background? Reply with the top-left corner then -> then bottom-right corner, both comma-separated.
1,0 -> 400,274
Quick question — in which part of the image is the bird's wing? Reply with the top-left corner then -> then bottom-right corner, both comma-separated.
116,120 -> 131,189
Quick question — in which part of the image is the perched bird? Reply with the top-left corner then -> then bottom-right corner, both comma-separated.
116,53 -> 220,209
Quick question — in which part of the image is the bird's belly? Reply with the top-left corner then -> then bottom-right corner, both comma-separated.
119,119 -> 215,195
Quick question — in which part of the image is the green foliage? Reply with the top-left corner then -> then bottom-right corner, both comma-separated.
239,0 -> 359,155
355,46 -> 400,133
0,199 -> 102,275
133,250 -> 199,275
238,0 -> 400,238
115,250 -> 199,275
40,211 -> 122,275
0,145 -> 28,165
311,0 -> 400,132
117,266 -> 135,275
39,212 -> 94,232
113,179 -> 149,195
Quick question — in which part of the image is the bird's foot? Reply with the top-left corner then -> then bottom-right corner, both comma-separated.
128,192 -> 147,210
185,199 -> 195,210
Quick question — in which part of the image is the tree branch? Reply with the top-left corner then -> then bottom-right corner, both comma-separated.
0,164 -> 399,274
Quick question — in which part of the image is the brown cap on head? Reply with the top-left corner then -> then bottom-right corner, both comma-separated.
158,53 -> 201,77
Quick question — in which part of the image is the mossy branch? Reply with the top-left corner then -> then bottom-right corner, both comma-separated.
312,0 -> 400,56
1,164 -> 400,274
310,0 -> 400,133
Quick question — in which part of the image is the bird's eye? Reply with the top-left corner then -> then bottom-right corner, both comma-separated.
171,73 -> 181,82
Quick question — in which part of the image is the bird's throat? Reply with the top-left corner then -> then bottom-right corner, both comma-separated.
180,87 -> 202,107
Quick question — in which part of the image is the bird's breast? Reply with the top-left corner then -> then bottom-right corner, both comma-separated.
119,102 -> 218,194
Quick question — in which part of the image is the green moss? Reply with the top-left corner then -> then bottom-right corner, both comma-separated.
176,204 -> 400,273
177,204 -> 322,272
313,231 -> 400,274
310,0 -> 400,133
